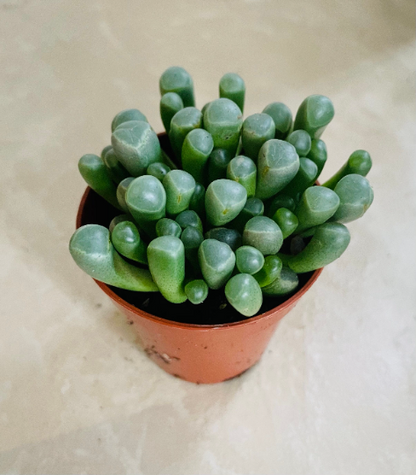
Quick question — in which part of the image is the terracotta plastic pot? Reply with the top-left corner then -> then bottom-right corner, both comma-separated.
75,133 -> 323,384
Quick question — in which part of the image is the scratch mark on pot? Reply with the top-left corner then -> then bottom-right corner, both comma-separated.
144,345 -> 180,364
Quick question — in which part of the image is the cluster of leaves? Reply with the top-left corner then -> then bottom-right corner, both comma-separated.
70,66 -> 373,318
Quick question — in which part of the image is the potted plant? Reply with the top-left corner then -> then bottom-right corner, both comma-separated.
70,66 -> 374,383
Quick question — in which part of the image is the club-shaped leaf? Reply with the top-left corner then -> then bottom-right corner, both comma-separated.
111,109 -> 148,132
262,102 -> 292,139
288,222 -> 350,273
181,226 -> 204,272
271,208 -> 299,239
262,266 -> 299,296
204,227 -> 242,252
266,194 -> 296,217
102,147 -> 130,184
116,177 -> 135,212
225,274 -> 263,317
236,246 -> 265,275
69,225 -> 158,292
323,150 -> 372,189
181,128 -> 214,183
111,221 -> 147,265
331,174 -> 374,223
294,95 -> 335,139
280,157 -> 318,200
185,279 -> 209,305
241,113 -> 275,161
155,218 -> 182,238
159,66 -> 195,108
203,98 -> 243,156
147,236 -> 187,303
163,170 -> 196,216
256,139 -> 299,200
78,154 -> 121,210
227,155 -> 257,198
189,182 -> 206,218
208,148 -> 231,183
111,120 -> 162,176
307,139 -> 327,176
295,186 -> 340,232
175,210 -> 203,234
198,239 -> 236,289
253,255 -> 283,288
160,92 -> 184,133
205,179 -> 247,226
286,129 -> 312,157
243,216 -> 283,255
169,107 -> 202,161
229,197 -> 264,234
219,73 -> 245,113
126,175 -> 166,236
147,162 -> 171,181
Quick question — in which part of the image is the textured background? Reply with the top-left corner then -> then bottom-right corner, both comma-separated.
0,0 -> 415,474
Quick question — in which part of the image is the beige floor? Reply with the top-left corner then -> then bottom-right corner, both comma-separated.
1,1 -> 415,474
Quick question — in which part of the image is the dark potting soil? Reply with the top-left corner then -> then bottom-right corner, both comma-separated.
79,183 -> 313,326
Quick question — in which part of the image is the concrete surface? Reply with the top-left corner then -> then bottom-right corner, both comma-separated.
0,0 -> 415,474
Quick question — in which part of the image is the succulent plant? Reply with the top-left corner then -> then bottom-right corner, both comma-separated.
70,67 -> 374,319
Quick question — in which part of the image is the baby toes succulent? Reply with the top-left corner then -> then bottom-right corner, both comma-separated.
70,67 -> 374,320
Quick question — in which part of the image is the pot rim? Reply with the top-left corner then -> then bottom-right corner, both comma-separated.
76,187 -> 323,330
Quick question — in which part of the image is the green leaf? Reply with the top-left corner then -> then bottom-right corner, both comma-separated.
331,174 -> 374,223
322,150 -> 372,189
116,177 -> 135,212
253,255 -> 283,287
159,66 -> 195,108
262,102 -> 292,139
203,98 -> 243,156
307,139 -> 327,176
243,216 -> 283,255
204,227 -> 242,252
147,162 -> 171,181
111,221 -> 147,265
225,274 -> 263,317
271,208 -> 299,239
236,246 -> 265,275
111,109 -> 148,132
226,155 -> 257,198
175,210 -> 203,234
294,186 -> 340,233
219,72 -> 246,113
280,157 -> 318,200
147,236 -> 187,303
69,225 -> 158,292
288,222 -> 350,273
262,266 -> 299,296
256,139 -> 299,200
111,120 -> 162,176
294,95 -> 334,139
205,179 -> 247,226
286,129 -> 312,157
160,92 -> 184,134
78,154 -> 121,210
198,239 -> 236,289
126,175 -> 166,237
163,170 -> 196,216
155,218 -> 182,238
185,279 -> 209,305
169,107 -> 202,161
241,113 -> 275,161
181,128 -> 214,184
